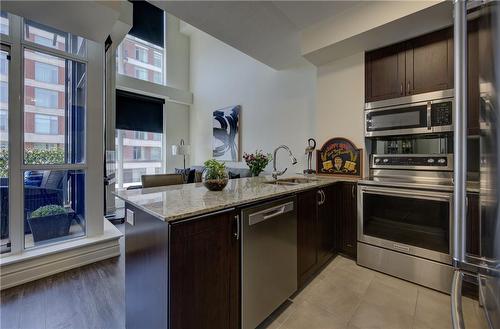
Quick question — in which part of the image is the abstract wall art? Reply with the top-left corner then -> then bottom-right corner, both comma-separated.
212,105 -> 241,161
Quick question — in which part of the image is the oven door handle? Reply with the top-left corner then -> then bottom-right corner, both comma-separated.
360,186 -> 452,202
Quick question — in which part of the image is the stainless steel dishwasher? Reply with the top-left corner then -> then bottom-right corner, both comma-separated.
241,196 -> 297,329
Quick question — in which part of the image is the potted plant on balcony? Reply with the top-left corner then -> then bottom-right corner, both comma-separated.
202,159 -> 229,191
28,204 -> 73,242
243,150 -> 272,177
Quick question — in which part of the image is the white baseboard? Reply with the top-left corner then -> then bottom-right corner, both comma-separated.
0,221 -> 122,290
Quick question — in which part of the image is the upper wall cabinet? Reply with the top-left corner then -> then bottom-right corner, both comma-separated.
365,27 -> 453,103
405,28 -> 454,96
365,44 -> 406,102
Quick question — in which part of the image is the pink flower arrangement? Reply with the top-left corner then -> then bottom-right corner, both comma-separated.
243,150 -> 272,176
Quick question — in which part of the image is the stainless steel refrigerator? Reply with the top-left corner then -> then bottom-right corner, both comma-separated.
452,1 -> 500,328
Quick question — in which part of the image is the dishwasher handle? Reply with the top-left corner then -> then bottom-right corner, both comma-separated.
248,201 -> 294,226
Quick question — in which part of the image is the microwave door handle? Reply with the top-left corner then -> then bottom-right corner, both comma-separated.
427,101 -> 432,130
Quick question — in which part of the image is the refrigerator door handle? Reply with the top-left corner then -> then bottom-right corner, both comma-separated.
451,270 -> 465,329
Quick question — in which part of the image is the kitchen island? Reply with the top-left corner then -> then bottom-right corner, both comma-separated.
116,175 -> 359,329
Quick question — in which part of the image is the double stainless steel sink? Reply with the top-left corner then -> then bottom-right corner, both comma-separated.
264,177 -> 317,185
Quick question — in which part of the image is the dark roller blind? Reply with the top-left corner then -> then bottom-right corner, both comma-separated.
116,89 -> 164,133
129,0 -> 164,47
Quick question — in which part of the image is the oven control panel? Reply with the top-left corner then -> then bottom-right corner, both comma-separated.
372,154 -> 453,170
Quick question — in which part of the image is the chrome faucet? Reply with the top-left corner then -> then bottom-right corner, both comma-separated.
272,145 -> 298,180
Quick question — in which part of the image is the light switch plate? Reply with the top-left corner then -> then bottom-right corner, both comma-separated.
126,209 -> 135,226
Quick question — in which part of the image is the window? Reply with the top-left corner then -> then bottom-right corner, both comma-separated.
116,34 -> 165,85
34,114 -> 58,134
0,110 -> 7,131
35,62 -> 58,84
135,46 -> 148,63
34,35 -> 54,48
132,146 -> 142,160
150,147 -> 161,161
34,88 -> 58,108
0,49 -> 9,254
135,67 -> 147,81
2,12 -> 104,257
25,49 -> 85,164
153,72 -> 162,84
134,131 -> 147,140
115,129 -> 164,188
0,11 -> 8,35
0,81 -> 7,103
24,20 -> 86,56
153,52 -> 162,67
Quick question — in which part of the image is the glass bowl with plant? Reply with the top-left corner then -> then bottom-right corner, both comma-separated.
243,150 -> 272,177
202,159 -> 229,191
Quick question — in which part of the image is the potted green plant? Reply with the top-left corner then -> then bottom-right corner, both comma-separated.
202,159 -> 229,191
28,204 -> 73,242
243,150 -> 272,177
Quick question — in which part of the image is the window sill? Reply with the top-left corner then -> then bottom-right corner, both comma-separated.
0,219 -> 122,290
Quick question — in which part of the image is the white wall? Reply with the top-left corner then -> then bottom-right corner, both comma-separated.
189,27 -> 317,172
166,102 -> 190,172
316,52 -> 368,176
316,52 -> 365,148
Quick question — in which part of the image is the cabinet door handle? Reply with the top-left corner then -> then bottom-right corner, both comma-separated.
351,185 -> 355,199
234,214 -> 240,240
322,190 -> 326,203
317,190 -> 323,205
400,83 -> 403,95
407,81 -> 411,94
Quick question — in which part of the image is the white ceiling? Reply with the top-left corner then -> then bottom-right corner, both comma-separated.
153,1 -> 358,70
272,1 -> 359,30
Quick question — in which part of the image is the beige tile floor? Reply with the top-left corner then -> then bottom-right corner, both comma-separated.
261,256 -> 489,329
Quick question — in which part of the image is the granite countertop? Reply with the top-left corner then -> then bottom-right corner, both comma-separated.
115,175 -> 359,222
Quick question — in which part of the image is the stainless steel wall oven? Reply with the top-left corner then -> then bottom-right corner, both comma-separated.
358,185 -> 453,265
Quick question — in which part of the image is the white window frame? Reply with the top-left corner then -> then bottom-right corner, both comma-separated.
1,13 -> 105,257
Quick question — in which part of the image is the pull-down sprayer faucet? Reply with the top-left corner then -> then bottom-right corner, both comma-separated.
272,145 -> 297,180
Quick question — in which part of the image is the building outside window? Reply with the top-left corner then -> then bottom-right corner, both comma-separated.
134,131 -> 147,140
115,129 -> 164,188
0,81 -> 7,103
135,46 -> 148,63
34,88 -> 58,108
116,34 -> 165,86
134,67 -> 147,81
0,110 -> 7,131
0,11 -> 8,35
150,147 -> 161,161
153,71 -> 162,84
132,146 -> 143,160
34,114 -> 58,135
153,51 -> 162,67
35,62 -> 58,84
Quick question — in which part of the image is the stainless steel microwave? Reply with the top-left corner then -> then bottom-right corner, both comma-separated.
364,89 -> 454,137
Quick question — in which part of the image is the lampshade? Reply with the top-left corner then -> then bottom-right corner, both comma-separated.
172,139 -> 191,156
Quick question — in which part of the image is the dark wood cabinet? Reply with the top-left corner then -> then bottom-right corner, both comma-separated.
336,182 -> 358,259
365,27 -> 453,103
365,44 -> 406,102
317,185 -> 336,267
405,28 -> 454,95
297,188 -> 319,288
297,183 -> 359,288
169,209 -> 239,329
